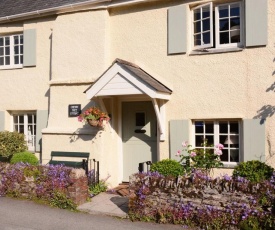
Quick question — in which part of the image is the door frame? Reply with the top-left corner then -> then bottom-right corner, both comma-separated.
117,95 -> 161,181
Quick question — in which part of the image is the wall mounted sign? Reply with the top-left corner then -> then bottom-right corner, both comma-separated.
68,104 -> 81,117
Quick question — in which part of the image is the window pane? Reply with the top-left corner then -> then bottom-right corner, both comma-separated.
34,125 -> 36,135
0,38 -> 3,46
219,135 -> 227,145
219,5 -> 229,18
20,56 -> 23,64
14,36 -> 19,45
194,34 -> 201,46
220,149 -> 229,161
5,47 -> 10,55
5,37 -> 10,45
202,18 -> 210,31
19,125 -> 24,133
20,45 -> 23,54
231,18 -> 240,28
136,112 -> 145,126
14,56 -> 19,64
230,122 -> 238,133
220,19 -> 229,31
205,122 -> 213,133
220,32 -> 229,44
0,47 -> 3,56
219,122 -> 228,133
28,115 -> 33,123
230,5 -> 240,17
205,135 -> 214,145
14,46 -> 19,54
5,56 -> 10,65
0,57 -> 3,65
230,149 -> 239,162
20,35 -> 23,44
203,32 -> 211,45
195,135 -> 204,147
202,6 -> 210,18
194,21 -> 201,33
19,115 -> 24,123
194,9 -> 201,21
195,121 -> 204,133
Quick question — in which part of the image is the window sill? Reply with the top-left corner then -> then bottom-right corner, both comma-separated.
189,47 -> 243,56
0,65 -> 23,70
221,163 -> 238,169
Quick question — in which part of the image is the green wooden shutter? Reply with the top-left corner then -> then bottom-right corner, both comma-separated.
245,0 -> 268,47
0,111 -> 5,131
243,119 -> 265,162
169,120 -> 190,160
168,4 -> 187,54
23,29 -> 36,67
36,110 -> 48,152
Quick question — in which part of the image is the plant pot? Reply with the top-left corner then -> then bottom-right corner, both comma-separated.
87,119 -> 99,127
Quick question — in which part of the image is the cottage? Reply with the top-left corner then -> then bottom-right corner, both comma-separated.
0,0 -> 274,186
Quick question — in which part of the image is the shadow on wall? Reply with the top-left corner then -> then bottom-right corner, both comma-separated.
254,105 -> 275,124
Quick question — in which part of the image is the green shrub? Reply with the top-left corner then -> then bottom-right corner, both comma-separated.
233,160 -> 274,183
50,190 -> 77,211
150,159 -> 184,177
10,152 -> 39,165
89,180 -> 108,196
0,131 -> 27,158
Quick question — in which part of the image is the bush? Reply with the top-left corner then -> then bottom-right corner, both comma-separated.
150,159 -> 183,177
0,131 -> 27,158
233,160 -> 274,183
10,152 -> 39,165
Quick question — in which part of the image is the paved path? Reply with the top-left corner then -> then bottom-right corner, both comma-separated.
0,197 -> 184,230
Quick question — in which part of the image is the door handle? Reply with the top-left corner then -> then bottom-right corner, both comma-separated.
135,129 -> 146,134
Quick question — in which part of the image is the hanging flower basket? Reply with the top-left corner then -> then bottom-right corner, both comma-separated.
87,119 -> 99,127
78,106 -> 110,128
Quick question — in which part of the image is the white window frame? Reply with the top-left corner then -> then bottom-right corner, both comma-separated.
0,34 -> 23,69
11,112 -> 36,152
192,2 -> 213,50
215,2 -> 243,48
191,1 -> 243,50
192,120 -> 240,165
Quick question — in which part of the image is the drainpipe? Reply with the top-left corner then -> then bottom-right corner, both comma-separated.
0,0 -> 111,23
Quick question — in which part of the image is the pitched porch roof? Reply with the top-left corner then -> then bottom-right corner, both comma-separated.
85,58 -> 172,100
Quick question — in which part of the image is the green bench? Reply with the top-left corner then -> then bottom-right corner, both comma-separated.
48,151 -> 90,174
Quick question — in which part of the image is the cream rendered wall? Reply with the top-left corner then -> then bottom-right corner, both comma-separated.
0,17 -> 55,129
43,10 -> 122,186
108,0 -> 275,169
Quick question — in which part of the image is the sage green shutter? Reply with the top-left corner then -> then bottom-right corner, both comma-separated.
0,111 -> 5,131
168,4 -> 187,54
23,29 -> 36,67
169,120 -> 189,160
243,119 -> 265,162
36,110 -> 48,152
245,0 -> 268,47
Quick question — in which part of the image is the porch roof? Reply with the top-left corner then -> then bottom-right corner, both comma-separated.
85,58 -> 172,100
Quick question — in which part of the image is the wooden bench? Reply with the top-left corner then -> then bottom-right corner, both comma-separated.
48,151 -> 90,174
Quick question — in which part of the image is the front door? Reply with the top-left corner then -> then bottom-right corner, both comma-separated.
122,101 -> 157,181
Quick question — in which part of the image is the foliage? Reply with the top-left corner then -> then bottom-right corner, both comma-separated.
77,106 -> 110,127
0,131 -> 27,158
88,173 -> 110,196
50,190 -> 77,211
177,140 -> 224,175
0,163 -> 74,210
233,160 -> 274,183
150,159 -> 184,177
129,171 -> 275,229
10,152 -> 39,165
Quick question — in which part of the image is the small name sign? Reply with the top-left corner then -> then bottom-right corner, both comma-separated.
68,104 -> 81,117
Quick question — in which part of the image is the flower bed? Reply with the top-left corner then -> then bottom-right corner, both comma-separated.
129,170 -> 275,229
0,162 -> 88,209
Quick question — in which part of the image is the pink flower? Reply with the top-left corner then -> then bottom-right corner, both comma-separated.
182,141 -> 188,147
214,149 -> 223,156
175,150 -> 181,156
215,143 -> 224,150
77,116 -> 83,122
190,151 -> 196,157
